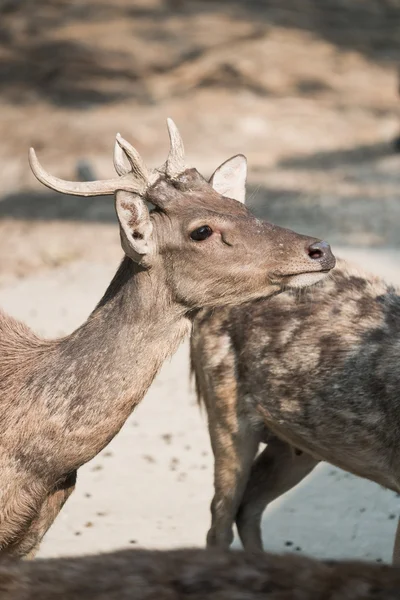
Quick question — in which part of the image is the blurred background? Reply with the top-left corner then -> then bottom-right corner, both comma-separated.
0,0 -> 400,563
0,0 -> 400,281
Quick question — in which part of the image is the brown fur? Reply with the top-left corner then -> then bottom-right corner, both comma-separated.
0,145 -> 334,557
2,547 -> 400,599
190,258 -> 400,557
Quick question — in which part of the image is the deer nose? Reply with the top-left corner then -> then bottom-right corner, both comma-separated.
307,241 -> 336,270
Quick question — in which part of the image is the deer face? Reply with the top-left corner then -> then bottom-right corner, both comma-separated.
146,167 -> 334,308
29,120 -> 335,310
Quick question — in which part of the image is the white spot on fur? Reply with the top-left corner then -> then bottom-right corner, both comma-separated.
208,333 -> 232,368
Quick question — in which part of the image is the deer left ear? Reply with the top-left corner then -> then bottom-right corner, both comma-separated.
115,190 -> 155,265
209,154 -> 247,204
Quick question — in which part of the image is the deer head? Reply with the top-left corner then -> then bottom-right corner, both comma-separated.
29,119 -> 335,309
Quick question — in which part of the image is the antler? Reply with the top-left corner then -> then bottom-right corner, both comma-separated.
115,134 -> 149,182
164,118 -> 185,179
29,119 -> 186,197
113,136 -> 131,177
29,135 -> 148,197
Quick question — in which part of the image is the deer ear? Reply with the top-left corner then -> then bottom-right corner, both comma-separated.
115,191 -> 155,264
209,154 -> 247,204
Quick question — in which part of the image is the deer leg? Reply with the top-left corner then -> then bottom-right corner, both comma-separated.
7,471 -> 77,558
236,438 -> 319,552
206,418 -> 261,550
193,331 -> 262,550
392,518 -> 400,565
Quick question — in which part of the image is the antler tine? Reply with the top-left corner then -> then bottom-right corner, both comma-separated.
165,118 -> 185,178
29,148 -> 146,197
116,134 -> 149,182
113,135 -> 130,176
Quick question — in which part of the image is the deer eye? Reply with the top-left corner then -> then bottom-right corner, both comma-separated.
190,225 -> 213,241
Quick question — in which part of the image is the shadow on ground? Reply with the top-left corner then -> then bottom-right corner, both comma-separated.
278,140 -> 395,170
1,139 -> 400,246
248,184 -> 400,247
0,0 -> 399,107
0,189 -> 117,222
249,139 -> 400,246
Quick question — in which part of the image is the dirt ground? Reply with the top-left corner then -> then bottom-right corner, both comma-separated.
1,0 -> 400,562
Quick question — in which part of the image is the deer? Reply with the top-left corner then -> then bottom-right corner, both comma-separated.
191,257 -> 400,564
1,547 -> 400,599
0,119 -> 335,558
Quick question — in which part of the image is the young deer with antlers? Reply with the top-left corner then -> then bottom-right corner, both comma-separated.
191,258 -> 400,562
0,120 -> 335,557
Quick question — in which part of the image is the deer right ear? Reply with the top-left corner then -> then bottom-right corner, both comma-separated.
115,191 -> 155,265
209,154 -> 247,204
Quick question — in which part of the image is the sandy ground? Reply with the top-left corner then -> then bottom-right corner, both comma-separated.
0,246 -> 398,564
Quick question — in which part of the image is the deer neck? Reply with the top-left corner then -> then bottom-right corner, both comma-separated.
47,256 -> 190,470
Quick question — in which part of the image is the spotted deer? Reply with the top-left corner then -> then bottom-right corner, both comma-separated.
191,257 -> 400,563
1,547 -> 400,599
0,120 -> 335,557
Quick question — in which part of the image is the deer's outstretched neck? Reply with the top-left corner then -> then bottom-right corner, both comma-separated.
12,257 -> 190,474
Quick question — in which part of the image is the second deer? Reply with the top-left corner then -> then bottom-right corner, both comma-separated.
191,257 -> 400,562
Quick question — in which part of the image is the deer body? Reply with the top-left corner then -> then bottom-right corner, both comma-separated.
190,259 -> 400,555
0,121 -> 334,556
2,547 -> 400,599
